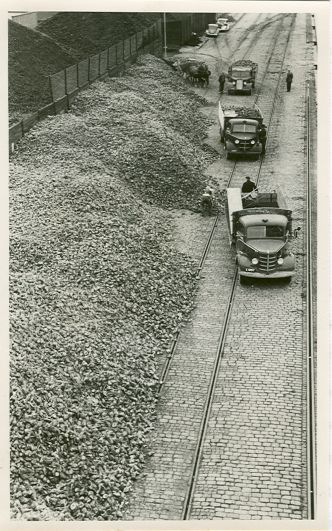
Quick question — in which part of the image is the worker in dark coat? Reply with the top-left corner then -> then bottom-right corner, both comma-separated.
258,124 -> 267,155
201,185 -> 214,214
242,176 -> 257,194
219,72 -> 226,93
286,69 -> 293,92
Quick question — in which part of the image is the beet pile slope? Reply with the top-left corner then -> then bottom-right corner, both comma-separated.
10,55 -> 216,520
9,12 -> 161,123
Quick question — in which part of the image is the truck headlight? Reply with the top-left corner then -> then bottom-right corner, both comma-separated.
277,257 -> 284,265
234,139 -> 240,144
250,139 -> 255,145
243,81 -> 246,85
251,257 -> 259,265
233,81 -> 236,85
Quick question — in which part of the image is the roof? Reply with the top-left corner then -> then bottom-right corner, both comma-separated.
238,214 -> 289,227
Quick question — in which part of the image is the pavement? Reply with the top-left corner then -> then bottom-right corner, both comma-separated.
124,12 -> 315,521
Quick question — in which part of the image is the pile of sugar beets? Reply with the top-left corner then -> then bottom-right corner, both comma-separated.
10,55 -> 218,520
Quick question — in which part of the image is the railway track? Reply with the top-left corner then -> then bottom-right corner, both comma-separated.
180,16 -> 302,519
158,14 -> 296,394
125,13 -> 316,521
305,80 -> 316,519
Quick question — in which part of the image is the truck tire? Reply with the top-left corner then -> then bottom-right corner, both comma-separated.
220,128 -> 224,143
226,151 -> 231,160
240,275 -> 248,285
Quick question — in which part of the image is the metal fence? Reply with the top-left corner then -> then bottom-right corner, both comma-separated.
9,20 -> 162,152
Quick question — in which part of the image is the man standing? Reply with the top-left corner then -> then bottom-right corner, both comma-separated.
218,72 -> 226,93
286,69 -> 293,92
258,124 -> 267,155
201,185 -> 214,214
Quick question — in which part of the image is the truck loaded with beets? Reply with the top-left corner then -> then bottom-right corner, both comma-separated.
226,59 -> 258,94
226,188 -> 300,283
218,103 -> 264,160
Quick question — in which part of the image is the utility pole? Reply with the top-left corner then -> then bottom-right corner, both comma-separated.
163,13 -> 167,58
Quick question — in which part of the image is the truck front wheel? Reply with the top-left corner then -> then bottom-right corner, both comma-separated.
240,275 -> 248,285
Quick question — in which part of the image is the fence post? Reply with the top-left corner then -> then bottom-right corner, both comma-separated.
106,47 -> 110,73
48,75 -> 54,102
98,53 -> 101,78
64,67 -> 69,108
64,68 -> 68,95
88,56 -> 91,82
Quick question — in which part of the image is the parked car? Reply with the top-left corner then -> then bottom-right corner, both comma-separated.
206,23 -> 219,37
217,17 -> 230,31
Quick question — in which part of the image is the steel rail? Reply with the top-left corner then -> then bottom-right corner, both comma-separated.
157,14 -> 295,397
181,267 -> 238,520
224,14 -> 294,187
305,80 -> 316,520
157,214 -> 220,394
185,14 -> 265,103
181,14 -> 297,520
254,12 -> 296,180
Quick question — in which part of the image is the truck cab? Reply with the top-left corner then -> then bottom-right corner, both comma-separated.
226,61 -> 257,94
226,189 -> 296,283
225,118 -> 262,159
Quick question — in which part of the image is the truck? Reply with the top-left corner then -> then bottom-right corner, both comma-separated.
218,103 -> 264,160
226,59 -> 258,94
226,188 -> 299,283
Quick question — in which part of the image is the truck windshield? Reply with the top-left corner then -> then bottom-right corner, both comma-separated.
232,69 -> 251,79
247,226 -> 284,239
232,124 -> 256,133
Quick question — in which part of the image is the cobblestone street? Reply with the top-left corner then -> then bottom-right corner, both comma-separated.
124,13 -> 316,521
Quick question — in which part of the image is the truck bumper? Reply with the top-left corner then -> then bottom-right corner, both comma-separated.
227,149 -> 262,157
226,142 -> 261,157
239,270 -> 295,279
228,149 -> 262,158
227,87 -> 252,94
